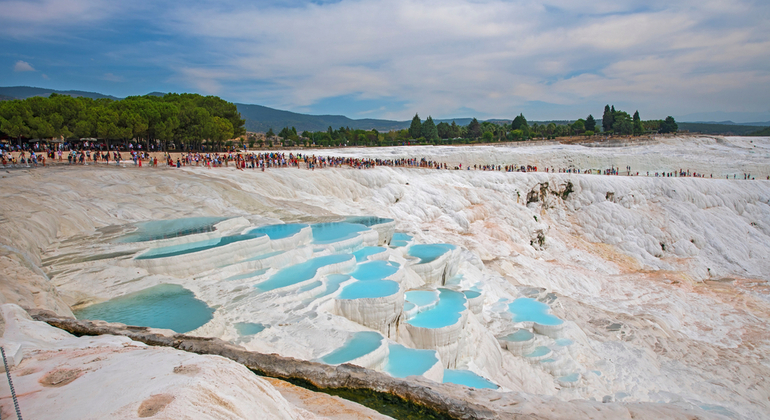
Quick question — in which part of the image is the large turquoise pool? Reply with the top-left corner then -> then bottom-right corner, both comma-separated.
442,369 -> 498,389
508,298 -> 563,325
390,232 -> 412,248
352,246 -> 386,262
384,344 -> 439,378
311,222 -> 370,244
407,244 -> 455,263
321,331 -> 383,365
407,289 -> 465,329
74,284 -> 214,333
255,254 -> 353,292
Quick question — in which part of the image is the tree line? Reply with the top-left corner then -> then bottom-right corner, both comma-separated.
0,93 -> 246,151
267,107 -> 678,148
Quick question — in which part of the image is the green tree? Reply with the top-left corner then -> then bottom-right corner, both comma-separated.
421,116 -> 438,141
467,118 -> 482,139
511,113 -> 528,131
632,110 -> 643,136
612,111 -> 633,135
572,119 -> 585,134
660,116 -> 678,133
602,105 -> 614,132
436,122 -> 450,139
585,114 -> 596,132
409,113 -> 422,139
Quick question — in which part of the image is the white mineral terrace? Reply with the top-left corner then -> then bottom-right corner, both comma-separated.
0,135 -> 768,419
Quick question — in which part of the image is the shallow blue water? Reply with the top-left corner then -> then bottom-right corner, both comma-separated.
117,217 -> 229,243
346,216 -> 394,227
404,290 -> 439,307
558,373 -> 580,383
463,290 -> 481,299
525,346 -> 551,358
390,241 -> 409,248
248,223 -> 308,239
255,254 -> 353,292
407,289 -> 465,329
311,222 -> 370,244
442,370 -> 498,389
501,329 -> 534,342
392,233 -> 413,241
407,244 -> 455,263
225,268 -> 269,281
321,331 -> 383,365
338,280 -> 399,299
384,344 -> 438,378
298,280 -> 323,292
313,274 -> 351,299
74,284 -> 213,333
352,246 -> 386,262
508,298 -> 563,326
555,338 -> 574,346
235,322 -> 265,335
350,260 -> 399,281
137,231 -> 265,260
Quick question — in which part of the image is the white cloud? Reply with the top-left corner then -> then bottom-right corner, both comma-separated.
13,60 -> 35,72
102,72 -> 124,82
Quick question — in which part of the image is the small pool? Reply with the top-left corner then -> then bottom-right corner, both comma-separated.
463,290 -> 481,299
321,331 -> 383,365
500,329 -> 534,342
555,338 -> 574,346
235,322 -> 265,336
407,244 -> 455,264
136,231 -> 265,260
352,246 -> 386,262
558,373 -> 580,383
508,298 -> 563,326
525,346 -> 551,358
405,290 -> 439,307
313,274 -> 352,299
442,369 -> 498,389
346,216 -> 395,227
117,217 -> 229,243
74,284 -> 214,333
338,280 -> 399,299
390,232 -> 412,248
311,222 -> 370,244
255,254 -> 354,292
384,344 -> 438,378
350,260 -> 399,281
407,289 -> 465,329
248,223 -> 308,239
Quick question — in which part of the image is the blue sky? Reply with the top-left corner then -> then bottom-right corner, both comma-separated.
1,0 -> 769,122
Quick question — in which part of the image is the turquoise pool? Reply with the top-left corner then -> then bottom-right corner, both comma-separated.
117,217 -> 229,243
500,329 -> 534,342
407,244 -> 455,263
255,254 -> 354,292
248,223 -> 308,239
74,284 -> 214,333
352,246 -> 386,262
235,322 -> 265,336
321,331 -> 383,365
390,232 -> 412,248
405,290 -> 438,307
442,369 -> 498,389
338,280 -> 399,299
384,344 -> 439,378
346,216 -> 394,227
311,222 -> 370,244
508,298 -> 563,326
350,260 -> 399,281
136,231 -> 265,260
407,289 -> 465,329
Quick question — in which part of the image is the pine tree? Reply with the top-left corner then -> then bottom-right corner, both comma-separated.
632,111 -> 643,136
602,105 -> 614,133
421,116 -> 438,141
467,118 -> 482,139
585,114 -> 596,132
511,113 -> 528,130
409,114 -> 422,139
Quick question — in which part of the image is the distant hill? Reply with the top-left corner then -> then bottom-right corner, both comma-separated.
688,120 -> 770,127
0,86 -> 120,101
677,122 -> 768,136
235,103 -> 413,132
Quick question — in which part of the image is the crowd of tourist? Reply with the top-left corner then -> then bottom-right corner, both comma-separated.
0,145 -> 766,180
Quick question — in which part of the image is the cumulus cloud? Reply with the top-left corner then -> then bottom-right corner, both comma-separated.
13,60 -> 35,72
2,0 -> 769,120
